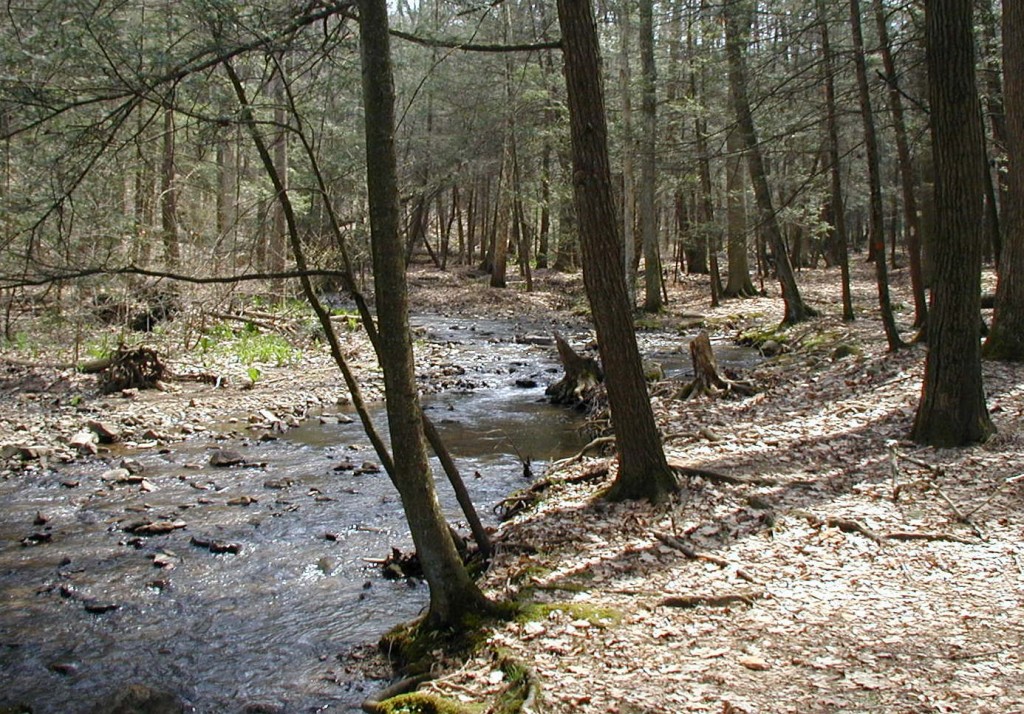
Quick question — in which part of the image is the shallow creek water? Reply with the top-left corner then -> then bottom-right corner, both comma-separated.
0,318 -> 756,713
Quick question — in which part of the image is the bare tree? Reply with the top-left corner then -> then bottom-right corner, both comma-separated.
556,0 -> 677,502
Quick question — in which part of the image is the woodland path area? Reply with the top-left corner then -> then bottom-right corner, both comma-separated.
2,262 -> 1023,713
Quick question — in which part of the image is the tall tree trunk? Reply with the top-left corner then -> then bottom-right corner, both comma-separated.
618,0 -> 637,305
979,1 -> 1006,265
357,0 -> 494,625
216,130 -> 237,246
874,0 -> 926,327
639,0 -> 661,312
983,0 -> 1024,360
723,126 -> 755,297
693,70 -> 720,306
537,143 -> 552,269
819,0 -> 854,321
723,0 -> 811,325
850,0 -> 903,350
270,66 -> 288,298
160,100 -> 179,270
912,0 -> 995,447
556,0 -> 676,503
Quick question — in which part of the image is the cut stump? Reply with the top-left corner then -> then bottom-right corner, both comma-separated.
677,331 -> 756,400
545,332 -> 603,406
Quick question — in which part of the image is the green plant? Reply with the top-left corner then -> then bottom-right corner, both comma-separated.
84,335 -> 117,360
246,366 -> 262,384
236,332 -> 300,366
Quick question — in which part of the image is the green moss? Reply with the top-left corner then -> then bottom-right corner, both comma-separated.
380,605 -> 517,672
489,654 -> 537,714
798,329 -> 839,351
516,601 -> 621,627
375,692 -> 478,714
737,325 -> 789,349
830,343 -> 862,361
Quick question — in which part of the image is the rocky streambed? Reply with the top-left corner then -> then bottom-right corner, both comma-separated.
0,311 -> 759,713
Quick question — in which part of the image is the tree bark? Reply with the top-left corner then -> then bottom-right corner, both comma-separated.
723,126 -> 755,298
618,0 -> 637,305
850,0 -> 903,350
639,0 -> 661,313
983,0 -> 1024,360
357,0 -> 494,625
723,0 -> 811,325
818,1 -> 854,321
556,0 -> 676,502
874,0 -> 926,328
160,101 -> 179,270
911,0 -> 995,447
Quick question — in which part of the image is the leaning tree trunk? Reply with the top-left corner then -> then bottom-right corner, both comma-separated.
723,0 -> 811,325
358,0 -> 495,626
875,0 -> 926,328
557,0 -> 676,503
851,0 -> 903,350
912,0 -> 995,447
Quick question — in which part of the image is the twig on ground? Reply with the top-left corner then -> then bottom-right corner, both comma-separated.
668,458 -> 778,487
654,531 -> 763,584
892,449 -> 986,539
551,435 -> 616,468
793,510 -> 980,546
660,591 -> 764,608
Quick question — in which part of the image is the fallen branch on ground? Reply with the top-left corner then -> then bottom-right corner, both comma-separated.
654,531 -> 762,584
667,458 -> 778,487
550,435 -> 616,469
793,510 -> 980,545
660,591 -> 764,608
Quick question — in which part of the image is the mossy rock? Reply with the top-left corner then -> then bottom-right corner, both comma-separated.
830,343 -> 862,361
737,326 -> 789,351
642,360 -> 665,381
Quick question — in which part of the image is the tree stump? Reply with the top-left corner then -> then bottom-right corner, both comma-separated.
545,332 -> 603,406
677,331 -> 756,399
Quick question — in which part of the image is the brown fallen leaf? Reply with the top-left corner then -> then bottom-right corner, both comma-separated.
737,655 -> 770,671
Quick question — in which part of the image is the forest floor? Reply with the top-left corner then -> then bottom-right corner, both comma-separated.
2,260 -> 1023,713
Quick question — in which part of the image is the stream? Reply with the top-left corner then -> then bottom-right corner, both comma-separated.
0,318 -> 757,713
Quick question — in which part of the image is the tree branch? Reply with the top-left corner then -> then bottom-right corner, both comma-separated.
389,29 -> 561,53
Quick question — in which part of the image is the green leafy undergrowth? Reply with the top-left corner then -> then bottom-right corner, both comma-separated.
197,321 -> 300,367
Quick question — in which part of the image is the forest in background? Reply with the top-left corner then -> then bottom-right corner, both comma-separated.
0,0 -> 1006,315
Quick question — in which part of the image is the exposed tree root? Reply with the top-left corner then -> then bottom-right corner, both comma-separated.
98,346 -> 166,393
360,673 -> 435,713
545,331 -> 602,406
550,435 -> 616,468
495,462 -> 610,520
660,591 -> 764,609
654,531 -> 763,584
667,458 -> 778,487
793,510 -> 980,545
